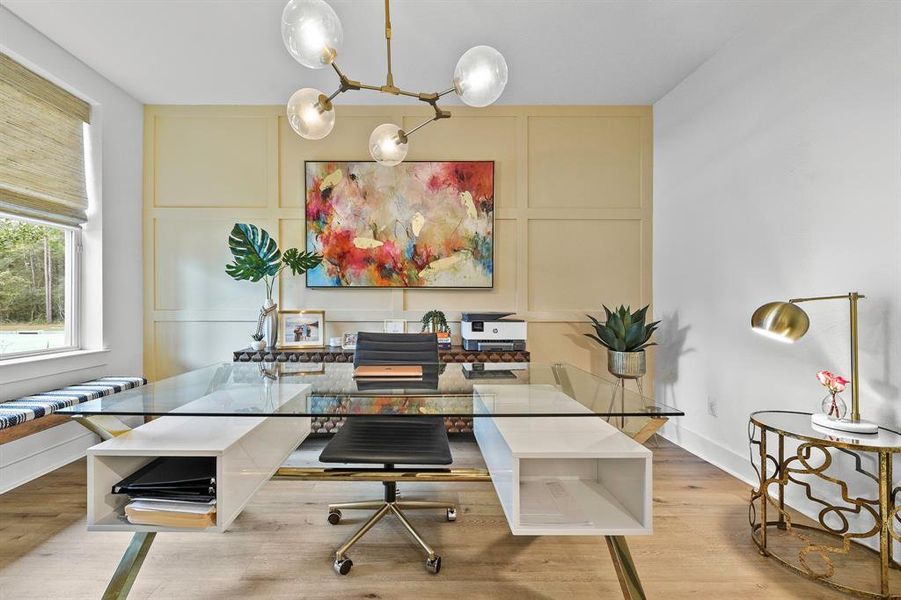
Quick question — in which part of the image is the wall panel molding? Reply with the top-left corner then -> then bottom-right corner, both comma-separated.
144,104 -> 652,379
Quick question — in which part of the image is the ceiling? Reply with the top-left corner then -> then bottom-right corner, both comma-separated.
3,0 -> 781,105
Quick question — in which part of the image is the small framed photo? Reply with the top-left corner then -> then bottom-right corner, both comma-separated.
341,332 -> 358,350
279,362 -> 325,375
383,319 -> 407,334
278,310 -> 325,348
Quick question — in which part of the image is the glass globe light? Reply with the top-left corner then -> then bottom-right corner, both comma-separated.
286,88 -> 335,140
369,123 -> 409,167
282,0 -> 343,69
453,45 -> 508,107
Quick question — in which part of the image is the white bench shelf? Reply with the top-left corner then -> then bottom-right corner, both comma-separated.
474,384 -> 652,536
86,384 -> 311,533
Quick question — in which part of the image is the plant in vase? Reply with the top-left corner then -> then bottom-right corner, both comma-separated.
225,223 -> 322,348
585,305 -> 659,379
817,370 -> 850,420
420,310 -> 449,334
421,310 -> 451,351
250,333 -> 266,352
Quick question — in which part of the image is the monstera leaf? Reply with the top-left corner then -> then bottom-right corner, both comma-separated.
225,253 -> 269,282
282,247 -> 323,276
225,223 -> 324,301
226,223 -> 281,279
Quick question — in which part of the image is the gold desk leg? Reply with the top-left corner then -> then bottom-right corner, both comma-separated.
759,427 -> 767,552
73,415 -> 132,440
605,535 -> 647,600
879,451 -> 892,597
74,416 -> 147,599
631,417 -> 668,445
777,433 -> 785,528
102,532 -> 156,600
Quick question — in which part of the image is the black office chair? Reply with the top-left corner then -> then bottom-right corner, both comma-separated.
319,332 -> 455,575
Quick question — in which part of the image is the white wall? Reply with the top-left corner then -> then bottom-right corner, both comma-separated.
0,7 -> 144,490
654,0 -> 901,488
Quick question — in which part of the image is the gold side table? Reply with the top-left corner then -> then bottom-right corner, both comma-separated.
749,410 -> 901,599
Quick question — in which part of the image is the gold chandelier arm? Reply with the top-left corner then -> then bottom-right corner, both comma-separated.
403,117 -> 435,138
403,112 -> 450,140
384,0 -> 395,88
321,5 -> 455,124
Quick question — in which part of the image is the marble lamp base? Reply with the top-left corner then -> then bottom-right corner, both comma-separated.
811,412 -> 879,434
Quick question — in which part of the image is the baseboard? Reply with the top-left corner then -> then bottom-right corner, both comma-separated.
660,421 -> 758,487
0,421 -> 98,494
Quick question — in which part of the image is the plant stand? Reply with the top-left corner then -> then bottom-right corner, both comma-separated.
607,375 -> 646,432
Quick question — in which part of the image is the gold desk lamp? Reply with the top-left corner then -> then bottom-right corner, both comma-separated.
751,292 -> 878,434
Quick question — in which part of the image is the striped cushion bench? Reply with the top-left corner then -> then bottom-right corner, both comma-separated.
0,377 -> 146,432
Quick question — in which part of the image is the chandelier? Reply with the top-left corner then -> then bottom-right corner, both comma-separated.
281,0 -> 508,166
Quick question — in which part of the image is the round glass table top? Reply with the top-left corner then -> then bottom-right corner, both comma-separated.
751,410 -> 901,452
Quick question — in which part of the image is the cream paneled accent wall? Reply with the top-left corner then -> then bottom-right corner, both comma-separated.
143,105 -> 652,380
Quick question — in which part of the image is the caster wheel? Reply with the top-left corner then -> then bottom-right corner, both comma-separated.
327,509 -> 342,525
334,557 -> 353,575
446,508 -> 457,522
425,555 -> 442,574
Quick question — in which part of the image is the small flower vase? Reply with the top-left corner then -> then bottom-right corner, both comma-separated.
821,392 -> 847,420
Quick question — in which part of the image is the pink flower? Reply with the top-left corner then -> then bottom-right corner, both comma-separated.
817,370 -> 850,394
832,376 -> 850,393
817,371 -> 835,386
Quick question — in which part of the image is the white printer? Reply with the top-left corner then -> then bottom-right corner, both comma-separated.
461,312 -> 527,352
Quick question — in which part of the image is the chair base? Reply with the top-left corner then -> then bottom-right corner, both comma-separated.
327,482 -> 456,575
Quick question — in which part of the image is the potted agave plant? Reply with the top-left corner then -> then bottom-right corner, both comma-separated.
225,223 -> 322,348
585,305 -> 659,379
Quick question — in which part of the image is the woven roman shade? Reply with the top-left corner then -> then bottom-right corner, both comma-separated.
0,52 -> 92,227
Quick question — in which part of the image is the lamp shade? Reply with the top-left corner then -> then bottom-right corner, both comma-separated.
751,301 -> 810,343
286,87 -> 335,140
282,0 -> 343,69
453,45 -> 508,107
369,123 -> 409,166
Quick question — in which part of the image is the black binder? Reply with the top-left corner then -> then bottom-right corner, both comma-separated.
112,457 -> 216,502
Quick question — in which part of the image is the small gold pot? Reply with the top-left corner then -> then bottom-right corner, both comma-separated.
607,350 -> 646,379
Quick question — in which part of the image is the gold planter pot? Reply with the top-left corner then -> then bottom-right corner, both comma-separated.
607,350 -> 646,379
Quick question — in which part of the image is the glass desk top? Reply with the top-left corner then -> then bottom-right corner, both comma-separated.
751,410 -> 901,452
57,362 -> 683,419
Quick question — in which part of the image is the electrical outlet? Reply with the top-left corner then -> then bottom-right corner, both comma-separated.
707,395 -> 718,417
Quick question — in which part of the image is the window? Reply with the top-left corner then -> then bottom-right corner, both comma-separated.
0,53 -> 90,360
0,216 -> 80,358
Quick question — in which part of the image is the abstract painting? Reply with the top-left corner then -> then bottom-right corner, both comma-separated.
305,161 -> 494,288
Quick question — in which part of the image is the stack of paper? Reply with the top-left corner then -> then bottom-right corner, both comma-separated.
112,457 -> 218,529
124,498 -> 216,528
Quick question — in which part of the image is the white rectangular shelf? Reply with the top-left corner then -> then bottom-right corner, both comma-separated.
87,384 -> 311,533
474,384 -> 652,536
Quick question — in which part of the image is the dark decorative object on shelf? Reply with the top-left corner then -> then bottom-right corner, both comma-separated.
232,345 -> 530,435
233,346 -> 529,365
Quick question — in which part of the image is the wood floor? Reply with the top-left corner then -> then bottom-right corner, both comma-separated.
0,437 -> 843,599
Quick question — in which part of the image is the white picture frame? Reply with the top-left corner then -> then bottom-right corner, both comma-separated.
383,319 -> 407,334
277,310 -> 325,348
341,331 -> 358,350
